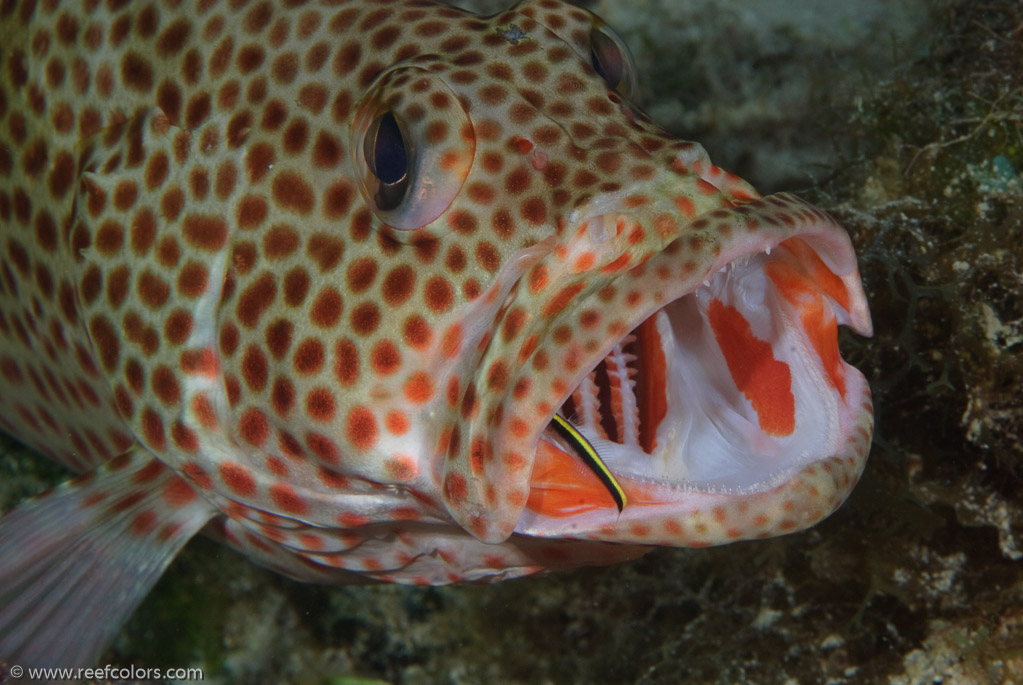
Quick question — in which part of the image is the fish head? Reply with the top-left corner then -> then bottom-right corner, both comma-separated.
338,0 -> 873,544
187,0 -> 872,550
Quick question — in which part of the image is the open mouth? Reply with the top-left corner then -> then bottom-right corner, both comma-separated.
525,231 -> 872,522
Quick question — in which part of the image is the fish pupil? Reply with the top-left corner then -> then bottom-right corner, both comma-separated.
365,111 -> 410,210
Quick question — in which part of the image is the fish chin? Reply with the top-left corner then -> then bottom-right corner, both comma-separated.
521,222 -> 873,542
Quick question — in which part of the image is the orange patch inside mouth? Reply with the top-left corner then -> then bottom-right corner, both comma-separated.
525,439 -> 625,517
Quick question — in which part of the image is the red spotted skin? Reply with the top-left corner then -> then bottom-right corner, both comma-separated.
0,0 -> 873,584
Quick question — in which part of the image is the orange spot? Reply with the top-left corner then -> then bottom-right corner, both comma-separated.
509,416 -> 529,438
219,462 -> 256,497
696,179 -> 718,195
629,523 -> 650,538
183,462 -> 212,489
441,323 -> 463,360
542,283 -> 585,317
346,406 -> 378,450
191,393 -> 219,429
707,299 -> 795,436
470,515 -> 488,538
600,253 -> 631,273
483,553 -> 506,569
392,506 -> 420,520
673,196 -> 696,217
518,335 -> 538,361
469,437 -> 487,475
503,451 -> 528,471
506,489 -> 527,507
439,150 -> 467,172
403,371 -> 434,404
130,510 -> 158,536
298,534 -> 324,551
269,482 -> 308,515
385,456 -> 418,481
386,409 -> 410,435
572,251 -> 595,272
181,347 -> 219,377
528,264 -> 548,293
444,472 -> 468,502
338,512 -> 369,527
513,136 -> 533,154
132,459 -> 166,484
162,477 -> 197,507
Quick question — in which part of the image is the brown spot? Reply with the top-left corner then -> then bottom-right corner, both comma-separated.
185,92 -> 211,128
237,44 -> 265,73
370,340 -> 401,375
183,215 -> 228,251
334,338 -> 359,386
265,319 -> 293,360
47,151 -> 75,198
298,82 -> 329,113
306,233 -> 344,271
215,161 -> 237,200
156,81 -> 182,123
261,223 -> 298,260
283,267 -> 310,306
272,171 -> 314,215
332,42 -> 361,77
156,18 -> 191,57
236,272 -> 277,328
424,277 -> 454,313
120,51 -> 153,92
311,288 -> 343,328
293,338 -> 325,375
88,315 -> 119,372
382,265 -> 415,306
178,262 -> 208,297
137,271 -> 170,309
350,302 -> 380,336
131,208 -> 157,255
237,195 -> 268,229
282,117 -> 308,154
242,345 -> 268,392
313,131 -> 342,168
346,406 -> 378,450
272,52 -> 299,84
346,258 -> 377,293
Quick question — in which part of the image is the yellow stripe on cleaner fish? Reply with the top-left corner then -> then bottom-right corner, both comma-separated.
550,414 -> 627,513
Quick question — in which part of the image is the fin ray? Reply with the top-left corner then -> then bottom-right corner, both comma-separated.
0,450 -> 216,668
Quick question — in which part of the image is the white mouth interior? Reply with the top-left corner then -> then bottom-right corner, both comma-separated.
560,246 -> 853,492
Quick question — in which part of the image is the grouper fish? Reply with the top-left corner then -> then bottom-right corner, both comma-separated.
0,0 -> 874,668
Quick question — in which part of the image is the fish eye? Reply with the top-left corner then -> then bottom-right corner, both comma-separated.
364,111 -> 411,212
589,25 -> 637,99
353,67 -> 475,232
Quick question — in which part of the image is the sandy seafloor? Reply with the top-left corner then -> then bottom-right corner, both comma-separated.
2,0 -> 1022,682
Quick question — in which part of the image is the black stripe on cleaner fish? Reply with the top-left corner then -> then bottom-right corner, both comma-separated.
550,414 -> 628,513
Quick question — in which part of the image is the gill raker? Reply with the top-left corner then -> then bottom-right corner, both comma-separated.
0,0 -> 873,669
